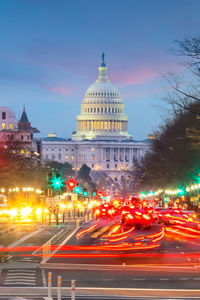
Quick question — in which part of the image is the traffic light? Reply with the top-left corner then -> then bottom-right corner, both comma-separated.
83,189 -> 88,197
66,179 -> 76,189
92,190 -> 97,197
74,186 -> 81,194
49,174 -> 65,191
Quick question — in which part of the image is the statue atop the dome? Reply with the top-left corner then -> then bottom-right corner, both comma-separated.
101,52 -> 106,67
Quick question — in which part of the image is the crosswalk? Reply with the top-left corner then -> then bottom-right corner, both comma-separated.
4,269 -> 36,286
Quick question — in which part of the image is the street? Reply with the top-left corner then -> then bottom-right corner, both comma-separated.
0,216 -> 200,299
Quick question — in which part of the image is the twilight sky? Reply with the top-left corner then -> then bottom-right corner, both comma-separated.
0,0 -> 200,140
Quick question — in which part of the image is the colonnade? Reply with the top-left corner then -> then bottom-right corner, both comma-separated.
77,120 -> 128,132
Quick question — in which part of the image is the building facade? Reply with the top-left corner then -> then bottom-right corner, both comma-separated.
41,55 -> 150,180
0,106 -> 39,156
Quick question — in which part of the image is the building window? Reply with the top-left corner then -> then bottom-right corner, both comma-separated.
27,135 -> 30,140
2,123 -> 5,130
52,154 -> 55,160
71,155 -> 74,160
21,149 -> 24,154
52,148 -> 54,151
115,164 -> 117,168
66,155 -> 68,160
115,108 -> 117,113
2,112 -> 6,120
97,107 -> 99,113
9,123 -> 13,130
107,164 -> 109,169
92,164 -> 94,168
66,149 -> 68,151
71,149 -> 74,151
94,108 -> 96,113
101,107 -> 103,113
108,107 -> 111,113
105,108 -> 107,113
112,108 -> 114,113
46,154 -> 48,160
59,149 -> 61,151
21,135 -> 24,141
58,153 -> 61,160
91,154 -> 95,160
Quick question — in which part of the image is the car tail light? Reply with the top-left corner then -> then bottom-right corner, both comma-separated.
102,209 -> 106,211
193,213 -> 197,219
166,213 -> 171,217
95,209 -> 100,215
143,214 -> 150,220
127,213 -> 134,219
158,213 -> 163,217
108,209 -> 112,215
135,211 -> 142,216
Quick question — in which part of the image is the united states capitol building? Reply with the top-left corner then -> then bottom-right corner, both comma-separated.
41,55 -> 151,181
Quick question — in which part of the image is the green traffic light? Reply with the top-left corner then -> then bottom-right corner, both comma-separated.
74,186 -> 81,194
83,191 -> 88,196
92,192 -> 96,196
50,174 -> 64,190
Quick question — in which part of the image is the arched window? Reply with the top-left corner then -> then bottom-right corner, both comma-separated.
112,108 -> 114,113
101,107 -> 103,113
91,108 -> 93,113
115,108 -> 117,113
97,107 -> 100,113
118,108 -> 120,113
94,107 -> 96,113
108,107 -> 110,113
88,108 -> 89,113
105,108 -> 107,113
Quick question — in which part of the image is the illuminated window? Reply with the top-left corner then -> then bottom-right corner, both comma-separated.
101,121 -> 104,130
93,121 -> 96,130
71,155 -> 74,160
91,148 -> 95,151
66,155 -> 68,160
91,154 -> 95,160
2,123 -> 5,130
97,121 -> 99,130
109,121 -> 111,130
21,149 -> 24,154
9,123 -> 13,130
105,122 -> 108,130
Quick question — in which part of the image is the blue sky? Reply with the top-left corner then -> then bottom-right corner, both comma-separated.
0,0 -> 200,139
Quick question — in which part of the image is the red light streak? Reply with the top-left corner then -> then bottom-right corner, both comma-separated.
109,235 -> 128,243
152,231 -> 165,243
76,223 -> 98,238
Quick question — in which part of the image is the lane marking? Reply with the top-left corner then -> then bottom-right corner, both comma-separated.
159,278 -> 169,280
32,229 -> 65,255
41,226 -> 80,264
132,278 -> 145,281
101,278 -> 114,281
8,227 -> 44,248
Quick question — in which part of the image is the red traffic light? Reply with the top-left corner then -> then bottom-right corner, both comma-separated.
97,191 -> 103,197
66,179 -> 76,189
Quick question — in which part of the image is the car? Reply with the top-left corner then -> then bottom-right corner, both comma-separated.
163,208 -> 197,225
94,203 -> 115,219
121,206 -> 152,229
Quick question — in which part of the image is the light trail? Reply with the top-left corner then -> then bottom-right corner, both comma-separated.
76,223 -> 98,238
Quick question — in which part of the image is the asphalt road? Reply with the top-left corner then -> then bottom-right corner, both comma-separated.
0,218 -> 200,298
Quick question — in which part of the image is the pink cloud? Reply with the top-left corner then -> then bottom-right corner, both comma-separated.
44,85 -> 71,95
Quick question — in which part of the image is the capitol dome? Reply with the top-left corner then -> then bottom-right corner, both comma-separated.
72,54 -> 132,141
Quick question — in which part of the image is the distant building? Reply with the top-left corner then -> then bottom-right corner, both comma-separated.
41,55 -> 151,181
0,106 -> 39,156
